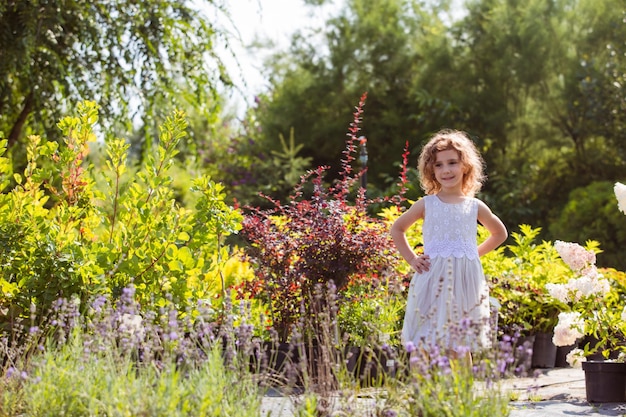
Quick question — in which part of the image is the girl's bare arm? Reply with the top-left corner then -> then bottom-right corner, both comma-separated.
390,199 -> 429,271
476,200 -> 508,257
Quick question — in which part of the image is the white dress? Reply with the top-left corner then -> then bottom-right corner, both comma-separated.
401,195 -> 491,350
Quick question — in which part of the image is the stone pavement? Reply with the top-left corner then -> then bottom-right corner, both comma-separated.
261,367 -> 626,416
506,367 -> 626,416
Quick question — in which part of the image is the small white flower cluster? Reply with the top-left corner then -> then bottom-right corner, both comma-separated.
566,347 -> 587,368
119,313 -> 145,340
547,242 -> 609,305
614,182 -> 626,215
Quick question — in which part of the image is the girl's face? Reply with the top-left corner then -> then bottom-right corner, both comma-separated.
433,149 -> 465,191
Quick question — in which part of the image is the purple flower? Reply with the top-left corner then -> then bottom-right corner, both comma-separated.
435,355 -> 450,368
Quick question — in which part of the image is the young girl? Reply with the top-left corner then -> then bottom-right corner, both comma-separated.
390,129 -> 507,353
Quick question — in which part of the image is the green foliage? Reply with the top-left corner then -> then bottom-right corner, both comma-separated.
337,277 -> 405,346
484,225 -> 571,335
0,101 -> 243,333
0,102 -> 102,329
270,128 -> 314,188
0,0 -> 231,151
249,0 -> 626,267
211,111 -> 313,208
254,0 -> 435,195
550,181 -> 626,270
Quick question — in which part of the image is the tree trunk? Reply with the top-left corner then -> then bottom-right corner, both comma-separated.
7,92 -> 34,148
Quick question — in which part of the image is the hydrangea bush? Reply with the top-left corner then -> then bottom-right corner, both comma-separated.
547,238 -> 626,363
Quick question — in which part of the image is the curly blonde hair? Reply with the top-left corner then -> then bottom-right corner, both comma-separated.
417,129 -> 486,197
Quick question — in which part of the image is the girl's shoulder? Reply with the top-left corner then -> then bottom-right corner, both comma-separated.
430,193 -> 474,205
474,197 -> 496,214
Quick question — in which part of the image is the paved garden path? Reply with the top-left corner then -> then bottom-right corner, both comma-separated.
507,367 -> 626,416
260,367 -> 626,416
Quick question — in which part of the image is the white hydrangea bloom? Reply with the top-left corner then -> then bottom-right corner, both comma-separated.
553,311 -> 584,346
549,274 -> 609,306
546,283 -> 570,304
568,274 -> 610,299
614,182 -> 626,215
595,276 -> 611,296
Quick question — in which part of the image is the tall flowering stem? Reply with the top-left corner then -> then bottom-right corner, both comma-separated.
335,91 -> 367,203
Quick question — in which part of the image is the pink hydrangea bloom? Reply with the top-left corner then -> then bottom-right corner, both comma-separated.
554,240 -> 596,272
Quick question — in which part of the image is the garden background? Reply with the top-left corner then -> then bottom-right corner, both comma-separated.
1,0 -> 626,415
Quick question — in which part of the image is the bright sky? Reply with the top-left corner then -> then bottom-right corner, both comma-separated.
211,1 -> 466,117
220,0 -> 340,117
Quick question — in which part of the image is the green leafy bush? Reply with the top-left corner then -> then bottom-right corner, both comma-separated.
484,225 -> 572,335
0,101 -> 243,335
336,274 -> 405,346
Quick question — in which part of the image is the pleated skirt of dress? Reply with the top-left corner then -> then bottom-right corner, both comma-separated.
401,255 -> 491,351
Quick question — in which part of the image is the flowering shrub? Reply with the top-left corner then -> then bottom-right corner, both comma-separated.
547,239 -> 626,362
240,93 -> 405,342
0,285 -> 265,416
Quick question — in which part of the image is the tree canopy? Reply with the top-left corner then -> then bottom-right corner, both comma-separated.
0,0 -> 232,152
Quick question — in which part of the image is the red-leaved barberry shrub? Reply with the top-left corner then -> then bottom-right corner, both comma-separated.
240,93 -> 408,342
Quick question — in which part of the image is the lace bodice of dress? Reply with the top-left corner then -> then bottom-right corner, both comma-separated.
422,195 -> 479,259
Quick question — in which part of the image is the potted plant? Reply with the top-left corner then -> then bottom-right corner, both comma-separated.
546,234 -> 626,402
